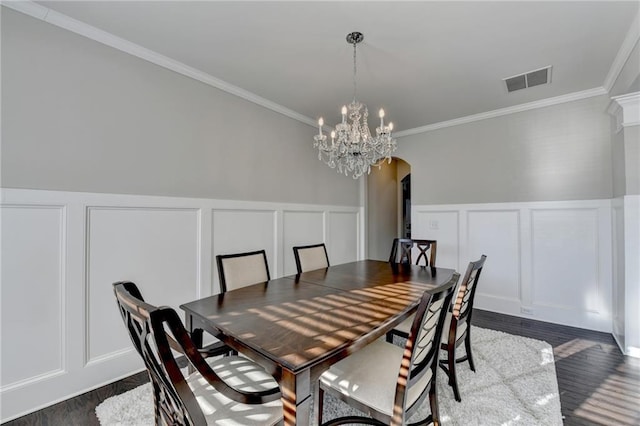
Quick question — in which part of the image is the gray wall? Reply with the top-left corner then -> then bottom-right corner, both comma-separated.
367,160 -> 398,261
624,125 -> 640,196
396,95 -> 613,205
1,8 -> 359,206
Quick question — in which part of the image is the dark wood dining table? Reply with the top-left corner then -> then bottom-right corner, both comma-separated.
180,259 -> 456,425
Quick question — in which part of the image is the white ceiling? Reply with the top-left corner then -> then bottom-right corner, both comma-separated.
26,1 -> 640,133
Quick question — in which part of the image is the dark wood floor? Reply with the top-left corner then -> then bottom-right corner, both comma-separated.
3,309 -> 639,425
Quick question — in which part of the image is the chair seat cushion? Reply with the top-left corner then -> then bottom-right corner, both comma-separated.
186,356 -> 282,425
319,340 -> 432,417
394,313 -> 468,345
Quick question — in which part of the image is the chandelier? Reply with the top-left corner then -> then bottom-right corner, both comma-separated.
314,32 -> 397,179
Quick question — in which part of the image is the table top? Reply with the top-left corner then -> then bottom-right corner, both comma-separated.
181,260 -> 455,373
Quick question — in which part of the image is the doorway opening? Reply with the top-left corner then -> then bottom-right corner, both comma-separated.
401,173 -> 411,238
366,158 -> 411,260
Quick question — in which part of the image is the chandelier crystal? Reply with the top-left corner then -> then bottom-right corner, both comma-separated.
314,32 -> 396,179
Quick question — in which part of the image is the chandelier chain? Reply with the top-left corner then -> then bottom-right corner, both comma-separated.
352,40 -> 357,103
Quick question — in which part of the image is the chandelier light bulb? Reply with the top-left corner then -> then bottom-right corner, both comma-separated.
318,118 -> 324,136
389,122 -> 393,131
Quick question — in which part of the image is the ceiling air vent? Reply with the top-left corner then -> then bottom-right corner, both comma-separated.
503,66 -> 552,93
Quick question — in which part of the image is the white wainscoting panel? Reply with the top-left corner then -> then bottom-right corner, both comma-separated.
412,210 -> 459,270
467,210 -> 521,308
1,205 -> 65,388
282,210 -> 324,276
328,211 -> 359,265
0,188 -> 361,422
413,199 -> 612,332
212,209 -> 277,290
531,208 -> 601,312
86,207 -> 200,364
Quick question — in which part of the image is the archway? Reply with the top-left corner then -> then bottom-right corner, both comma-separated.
366,157 -> 411,261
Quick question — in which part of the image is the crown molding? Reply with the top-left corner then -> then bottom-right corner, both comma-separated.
0,1 -> 629,138
603,11 -> 640,92
394,87 -> 608,138
1,0 -> 318,128
609,91 -> 640,132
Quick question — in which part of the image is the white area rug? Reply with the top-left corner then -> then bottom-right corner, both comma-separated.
96,327 -> 562,425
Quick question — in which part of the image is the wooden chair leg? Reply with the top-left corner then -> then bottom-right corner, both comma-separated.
464,331 -> 475,372
447,343 -> 461,402
428,380 -> 440,426
316,385 -> 325,425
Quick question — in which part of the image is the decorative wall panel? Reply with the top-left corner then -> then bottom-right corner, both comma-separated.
530,209 -> 599,311
328,211 -> 358,265
413,200 -> 612,332
467,210 -> 520,303
282,211 -> 324,276
86,207 -> 200,363
1,205 -> 65,387
212,209 -> 277,287
413,210 -> 459,269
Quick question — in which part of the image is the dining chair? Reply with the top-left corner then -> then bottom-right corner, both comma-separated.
412,239 -> 437,267
292,243 -> 330,273
112,281 -> 282,425
316,272 -> 460,426
386,238 -> 437,342
216,249 -> 270,292
388,238 -> 414,264
440,254 -> 487,402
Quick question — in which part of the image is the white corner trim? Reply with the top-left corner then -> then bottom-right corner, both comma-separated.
607,100 -> 624,133
611,91 -> 640,129
604,11 -> 640,92
1,1 -> 318,129
395,87 -> 608,138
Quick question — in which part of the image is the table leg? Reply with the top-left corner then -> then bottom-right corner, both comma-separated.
281,367 -> 311,426
184,314 -> 202,374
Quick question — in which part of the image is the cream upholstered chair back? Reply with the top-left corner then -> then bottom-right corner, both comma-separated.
440,254 -> 487,402
292,243 -> 329,273
398,274 -> 458,423
316,272 -> 459,426
452,255 -> 486,323
216,250 -> 270,292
